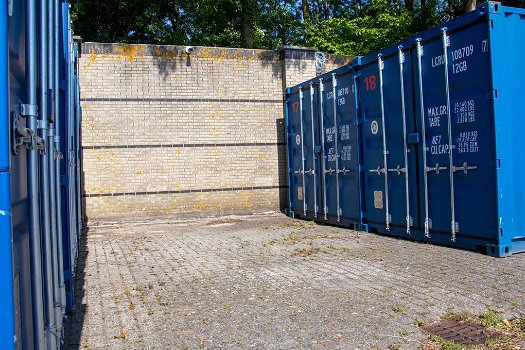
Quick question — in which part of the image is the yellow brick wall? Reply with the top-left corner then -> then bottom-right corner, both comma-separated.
79,43 -> 350,222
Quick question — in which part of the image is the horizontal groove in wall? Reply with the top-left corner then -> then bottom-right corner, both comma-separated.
83,142 -> 286,150
84,185 -> 288,198
81,97 -> 282,103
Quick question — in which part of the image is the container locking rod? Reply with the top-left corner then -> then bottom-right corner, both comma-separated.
309,83 -> 318,217
331,73 -> 341,222
442,28 -> 457,242
318,78 -> 328,221
378,55 -> 390,231
299,88 -> 307,217
399,45 -> 411,235
416,38 -> 431,238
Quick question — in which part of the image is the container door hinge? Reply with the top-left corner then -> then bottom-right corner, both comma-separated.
492,89 -> 498,99
20,103 -> 38,117
36,120 -> 46,129
36,138 -> 47,155
11,104 -> 39,155
12,112 -> 33,155
54,151 -> 64,160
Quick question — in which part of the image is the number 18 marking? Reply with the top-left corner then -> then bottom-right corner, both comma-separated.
364,75 -> 377,91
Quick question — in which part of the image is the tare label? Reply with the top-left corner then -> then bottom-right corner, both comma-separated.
427,105 -> 447,128
325,127 -> 336,142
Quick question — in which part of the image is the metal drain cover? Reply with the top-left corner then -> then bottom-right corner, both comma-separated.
422,320 -> 502,345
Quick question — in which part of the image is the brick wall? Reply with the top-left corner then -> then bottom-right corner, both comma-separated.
79,43 -> 351,222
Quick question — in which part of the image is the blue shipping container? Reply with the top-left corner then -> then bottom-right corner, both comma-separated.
0,0 -> 83,348
286,2 -> 525,257
286,62 -> 364,228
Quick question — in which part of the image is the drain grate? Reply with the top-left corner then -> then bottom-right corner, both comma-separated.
422,320 -> 502,345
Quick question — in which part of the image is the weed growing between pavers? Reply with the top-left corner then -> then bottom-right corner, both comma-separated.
480,310 -> 507,328
428,335 -> 464,350
293,246 -> 321,257
392,306 -> 404,314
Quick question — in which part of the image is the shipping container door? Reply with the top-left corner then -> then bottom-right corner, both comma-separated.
413,19 -> 498,242
286,85 -> 321,219
59,1 -> 77,311
360,50 -> 419,235
5,0 -> 39,347
319,70 -> 361,226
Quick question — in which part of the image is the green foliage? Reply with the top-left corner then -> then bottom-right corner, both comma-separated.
391,305 -> 403,313
429,335 -> 465,350
70,0 -> 525,51
305,0 -> 413,55
480,310 -> 505,328
518,317 -> 525,332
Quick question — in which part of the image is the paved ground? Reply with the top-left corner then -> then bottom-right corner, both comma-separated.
64,213 -> 525,350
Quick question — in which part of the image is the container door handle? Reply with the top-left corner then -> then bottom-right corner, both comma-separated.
453,162 -> 477,174
388,165 -> 407,175
324,168 -> 335,175
369,166 -> 386,175
337,167 -> 350,175
426,163 -> 448,174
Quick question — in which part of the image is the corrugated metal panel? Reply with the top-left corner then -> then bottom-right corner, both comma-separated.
489,4 -> 525,256
286,62 -> 363,228
359,45 -> 418,237
0,0 -> 82,347
286,2 -> 525,257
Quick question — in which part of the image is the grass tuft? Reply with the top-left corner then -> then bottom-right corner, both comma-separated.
480,310 -> 505,328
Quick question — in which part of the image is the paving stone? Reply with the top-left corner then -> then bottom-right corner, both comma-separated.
64,214 -> 525,349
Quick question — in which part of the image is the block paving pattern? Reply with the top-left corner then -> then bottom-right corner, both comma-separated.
64,214 -> 525,349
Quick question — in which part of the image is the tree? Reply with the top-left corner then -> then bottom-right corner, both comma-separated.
70,0 -> 525,52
